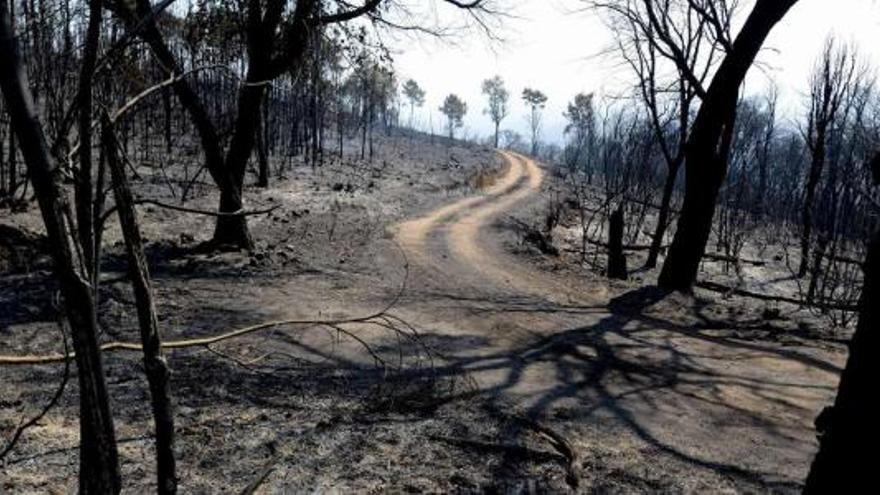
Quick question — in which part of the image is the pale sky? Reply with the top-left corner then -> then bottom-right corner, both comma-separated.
388,0 -> 880,145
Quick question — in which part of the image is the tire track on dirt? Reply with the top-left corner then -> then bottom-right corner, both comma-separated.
397,151 -> 593,304
397,151 -> 527,260
445,152 -> 545,294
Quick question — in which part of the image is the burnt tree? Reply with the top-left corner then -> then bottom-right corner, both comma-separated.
607,204 -> 628,279
595,0 -> 729,269
804,151 -> 880,492
0,2 -> 120,491
658,0 -> 799,291
798,39 -> 859,278
103,115 -> 177,494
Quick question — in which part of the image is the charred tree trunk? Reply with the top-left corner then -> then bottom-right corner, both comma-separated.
0,5 -> 120,492
360,94 -> 368,159
256,99 -> 269,188
658,0 -> 799,291
804,224 -> 880,492
163,85 -> 172,153
337,101 -> 344,156
0,119 -> 5,195
310,33 -> 321,168
103,116 -> 177,494
112,0 -> 252,249
607,205 -> 628,280
799,133 -> 827,277
646,158 -> 681,269
807,233 -> 829,304
74,0 -> 102,283
212,76 -> 266,248
7,120 -> 16,195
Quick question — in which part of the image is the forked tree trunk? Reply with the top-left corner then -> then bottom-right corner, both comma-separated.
114,0 -> 254,250
0,5 -> 120,492
213,79 -> 266,248
104,116 -> 177,494
658,0 -> 799,291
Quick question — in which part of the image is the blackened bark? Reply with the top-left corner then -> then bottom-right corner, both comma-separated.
0,121 -> 5,195
7,120 -> 16,194
75,0 -> 102,282
256,102 -> 269,188
607,205 -> 628,280
103,116 -> 177,494
806,233 -> 829,304
213,79 -> 265,248
0,5 -> 120,492
311,34 -> 321,168
337,103 -> 344,156
799,136 -> 827,277
658,0 -> 799,291
163,85 -> 172,153
646,159 -> 681,269
361,89 -> 369,158
211,186 -> 252,248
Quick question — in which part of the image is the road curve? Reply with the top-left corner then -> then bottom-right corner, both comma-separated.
397,151 -> 598,306
391,150 -> 837,490
396,151 -> 558,297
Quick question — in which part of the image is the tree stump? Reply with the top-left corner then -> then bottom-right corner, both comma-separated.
607,205 -> 628,280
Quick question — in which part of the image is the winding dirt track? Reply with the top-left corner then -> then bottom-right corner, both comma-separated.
396,151 -> 539,282
393,151 -> 842,490
398,151 -> 583,302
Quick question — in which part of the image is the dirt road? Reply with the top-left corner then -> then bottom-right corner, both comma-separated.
1,148 -> 845,492
394,151 -> 842,491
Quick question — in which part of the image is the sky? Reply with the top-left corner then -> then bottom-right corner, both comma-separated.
387,0 -> 880,145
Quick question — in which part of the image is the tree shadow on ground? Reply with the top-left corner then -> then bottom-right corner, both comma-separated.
2,285 -> 838,492
353,285 -> 836,491
158,283 -> 836,491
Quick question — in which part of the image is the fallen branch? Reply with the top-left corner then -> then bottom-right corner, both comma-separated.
0,302 -> 395,366
482,404 -> 580,489
703,252 -> 766,267
238,460 -> 276,495
99,199 -> 279,225
696,280 -> 858,312
0,242 -> 410,366
583,236 -> 664,252
133,199 -> 279,218
511,414 -> 579,489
